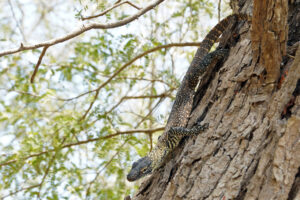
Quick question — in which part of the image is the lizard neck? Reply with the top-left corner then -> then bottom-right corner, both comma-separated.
148,142 -> 170,170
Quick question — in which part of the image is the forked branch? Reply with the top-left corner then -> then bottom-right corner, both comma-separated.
0,0 -> 165,57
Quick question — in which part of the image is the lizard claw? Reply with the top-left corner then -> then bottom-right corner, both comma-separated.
195,122 -> 209,131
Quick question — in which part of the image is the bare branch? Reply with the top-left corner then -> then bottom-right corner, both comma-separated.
0,0 -> 165,57
0,127 -> 164,167
31,46 -> 49,83
79,42 -> 201,120
82,1 -> 142,21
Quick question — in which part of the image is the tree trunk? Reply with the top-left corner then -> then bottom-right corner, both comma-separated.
131,0 -> 300,199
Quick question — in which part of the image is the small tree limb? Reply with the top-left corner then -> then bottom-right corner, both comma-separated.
82,1 -> 142,21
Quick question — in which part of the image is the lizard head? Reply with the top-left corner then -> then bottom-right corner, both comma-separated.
127,156 -> 153,182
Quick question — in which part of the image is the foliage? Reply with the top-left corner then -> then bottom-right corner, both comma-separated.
0,0 -> 230,199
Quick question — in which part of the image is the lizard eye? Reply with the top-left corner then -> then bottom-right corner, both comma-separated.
141,167 -> 147,173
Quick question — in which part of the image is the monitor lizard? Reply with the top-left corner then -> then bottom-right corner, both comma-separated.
127,13 -> 251,182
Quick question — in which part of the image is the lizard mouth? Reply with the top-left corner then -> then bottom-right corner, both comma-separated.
127,167 -> 151,182
127,173 -> 137,182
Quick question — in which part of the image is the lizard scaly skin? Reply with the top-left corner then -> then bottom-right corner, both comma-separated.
127,13 -> 250,182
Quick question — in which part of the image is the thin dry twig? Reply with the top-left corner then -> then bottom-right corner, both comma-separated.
78,42 -> 201,120
0,0 -> 165,57
31,46 -> 49,83
82,1 -> 142,21
0,127 -> 164,167
218,0 -> 221,22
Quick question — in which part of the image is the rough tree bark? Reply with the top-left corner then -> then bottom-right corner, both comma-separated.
130,0 -> 300,199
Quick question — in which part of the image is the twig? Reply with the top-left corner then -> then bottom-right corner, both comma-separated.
31,46 -> 49,83
82,1 -> 141,21
37,152 -> 56,199
122,93 -> 171,100
104,92 -> 171,116
0,0 -> 165,57
0,184 -> 40,199
135,94 -> 168,128
79,42 -> 201,120
148,62 -> 155,152
100,75 -> 172,87
218,0 -> 221,22
8,0 -> 26,41
37,137 -> 66,199
0,88 -> 40,98
0,127 -> 164,167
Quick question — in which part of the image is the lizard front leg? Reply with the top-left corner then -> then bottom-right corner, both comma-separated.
165,123 -> 209,149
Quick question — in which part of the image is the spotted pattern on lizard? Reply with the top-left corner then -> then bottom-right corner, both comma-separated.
127,13 -> 251,182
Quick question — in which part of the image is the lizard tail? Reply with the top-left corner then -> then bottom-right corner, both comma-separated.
196,13 -> 251,61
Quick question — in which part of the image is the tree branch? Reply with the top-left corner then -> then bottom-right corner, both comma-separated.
0,0 -> 165,57
0,127 -> 164,167
30,46 -> 49,83
82,1 -> 141,21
